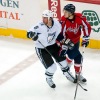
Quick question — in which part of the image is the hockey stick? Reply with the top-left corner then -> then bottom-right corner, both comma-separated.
74,45 -> 87,100
38,40 -> 87,91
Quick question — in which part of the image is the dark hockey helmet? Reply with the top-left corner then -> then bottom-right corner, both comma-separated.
64,4 -> 75,14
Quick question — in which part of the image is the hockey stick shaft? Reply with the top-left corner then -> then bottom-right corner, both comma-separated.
74,45 -> 87,100
38,40 -> 87,91
38,40 -> 63,67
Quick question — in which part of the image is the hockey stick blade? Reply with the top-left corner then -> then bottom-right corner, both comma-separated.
74,83 -> 87,100
67,71 -> 87,91
78,83 -> 88,91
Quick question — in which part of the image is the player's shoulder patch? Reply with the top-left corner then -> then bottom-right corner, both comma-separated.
34,25 -> 39,29
40,22 -> 45,26
41,23 -> 44,26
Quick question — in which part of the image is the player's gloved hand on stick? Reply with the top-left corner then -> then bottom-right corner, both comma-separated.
59,39 -> 74,57
82,36 -> 90,47
59,45 -> 68,57
63,38 -> 74,50
66,39 -> 74,50
27,31 -> 38,41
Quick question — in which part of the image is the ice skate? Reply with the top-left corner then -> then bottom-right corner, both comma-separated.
64,71 -> 76,83
75,74 -> 87,83
46,78 -> 56,88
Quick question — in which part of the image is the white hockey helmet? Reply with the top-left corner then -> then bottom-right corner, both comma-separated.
42,10 -> 53,18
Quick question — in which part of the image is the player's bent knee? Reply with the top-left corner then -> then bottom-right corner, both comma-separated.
74,53 -> 82,64
46,63 -> 57,74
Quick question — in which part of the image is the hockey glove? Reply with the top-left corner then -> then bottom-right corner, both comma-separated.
27,31 -> 38,41
59,48 -> 68,57
59,43 -> 69,57
64,39 -> 74,50
82,36 -> 89,47
59,39 -> 74,57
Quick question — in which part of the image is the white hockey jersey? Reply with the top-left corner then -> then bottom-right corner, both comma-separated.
28,19 -> 61,48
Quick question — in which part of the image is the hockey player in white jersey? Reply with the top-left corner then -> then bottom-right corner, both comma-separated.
27,10 -> 76,88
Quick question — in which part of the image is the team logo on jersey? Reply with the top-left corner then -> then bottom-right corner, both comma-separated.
66,23 -> 80,34
34,26 -> 39,29
47,32 -> 56,43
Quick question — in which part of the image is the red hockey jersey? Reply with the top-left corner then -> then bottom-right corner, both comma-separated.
60,13 -> 91,44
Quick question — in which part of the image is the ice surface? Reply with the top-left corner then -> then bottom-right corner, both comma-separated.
0,36 -> 100,100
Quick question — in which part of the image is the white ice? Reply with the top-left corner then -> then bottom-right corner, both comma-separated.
0,36 -> 100,100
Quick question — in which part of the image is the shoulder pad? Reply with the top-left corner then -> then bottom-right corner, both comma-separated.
75,13 -> 86,20
60,16 -> 66,24
75,13 -> 82,17
61,16 -> 66,21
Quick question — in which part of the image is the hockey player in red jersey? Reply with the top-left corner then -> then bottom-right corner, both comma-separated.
57,4 -> 91,83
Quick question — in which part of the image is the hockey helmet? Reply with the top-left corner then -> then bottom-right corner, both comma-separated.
42,10 -> 53,18
64,4 -> 75,14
